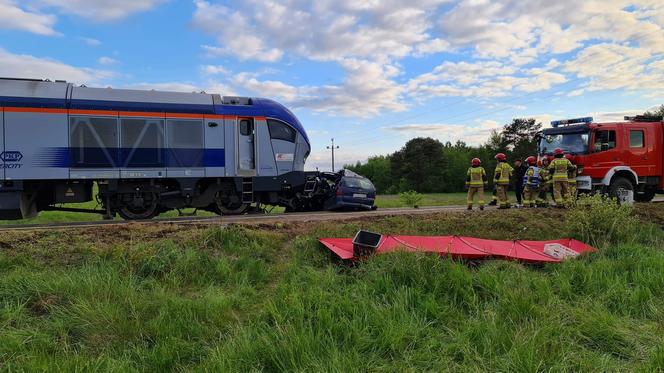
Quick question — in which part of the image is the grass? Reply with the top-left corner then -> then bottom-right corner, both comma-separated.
1,204 -> 664,371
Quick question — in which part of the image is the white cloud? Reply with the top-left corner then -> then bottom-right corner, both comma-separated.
0,0 -> 58,35
231,59 -> 407,117
384,119 -> 503,146
80,37 -> 101,46
408,60 -> 567,98
36,0 -> 163,21
193,0 -> 450,63
201,65 -> 230,75
189,1 -> 663,116
0,48 -> 111,83
97,56 -> 117,65
563,43 -> 664,95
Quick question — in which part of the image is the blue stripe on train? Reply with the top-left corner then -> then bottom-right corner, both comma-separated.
33,147 -> 225,168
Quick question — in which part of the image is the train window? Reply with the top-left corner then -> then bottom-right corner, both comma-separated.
630,130 -> 644,148
268,119 -> 296,142
240,119 -> 253,136
167,120 -> 204,148
167,120 -> 204,167
69,117 -> 118,167
120,118 -> 165,167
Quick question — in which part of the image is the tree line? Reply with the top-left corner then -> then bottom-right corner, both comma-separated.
346,118 -> 542,194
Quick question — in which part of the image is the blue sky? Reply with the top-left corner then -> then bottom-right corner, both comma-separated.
1,0 -> 663,170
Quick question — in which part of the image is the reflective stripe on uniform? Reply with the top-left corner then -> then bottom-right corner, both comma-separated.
467,166 -> 486,186
494,162 -> 513,185
550,158 -> 571,181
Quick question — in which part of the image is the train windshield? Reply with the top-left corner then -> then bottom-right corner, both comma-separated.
539,132 -> 589,155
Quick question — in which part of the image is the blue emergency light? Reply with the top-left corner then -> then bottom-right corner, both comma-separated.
550,116 -> 593,127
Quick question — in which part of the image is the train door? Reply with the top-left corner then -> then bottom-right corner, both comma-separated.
0,107 -> 4,181
237,117 -> 256,176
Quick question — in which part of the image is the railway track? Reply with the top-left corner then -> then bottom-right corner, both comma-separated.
0,205 -> 468,232
2,198 -> 662,232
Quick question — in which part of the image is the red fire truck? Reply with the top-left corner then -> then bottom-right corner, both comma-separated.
539,115 -> 664,203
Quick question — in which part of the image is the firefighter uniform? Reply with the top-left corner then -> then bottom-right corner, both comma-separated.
466,165 -> 488,210
537,159 -> 551,207
522,165 -> 540,208
567,158 -> 578,201
494,162 -> 514,208
549,157 -> 573,206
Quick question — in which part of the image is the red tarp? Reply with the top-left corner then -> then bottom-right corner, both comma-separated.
319,235 -> 596,263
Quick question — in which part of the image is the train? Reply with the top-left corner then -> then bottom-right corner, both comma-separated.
0,78 -> 341,220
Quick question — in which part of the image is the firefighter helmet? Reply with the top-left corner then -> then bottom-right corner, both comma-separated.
564,153 -> 574,161
526,156 -> 536,166
471,158 -> 481,166
554,148 -> 564,156
494,153 -> 506,161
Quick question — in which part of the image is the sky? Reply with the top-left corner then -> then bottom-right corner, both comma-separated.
1,0 -> 663,171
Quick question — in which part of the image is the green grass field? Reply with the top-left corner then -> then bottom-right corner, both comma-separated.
1,201 -> 664,371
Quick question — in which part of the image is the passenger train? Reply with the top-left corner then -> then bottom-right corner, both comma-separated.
0,77 -> 337,220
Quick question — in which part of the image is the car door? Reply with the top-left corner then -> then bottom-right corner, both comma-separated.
589,127 -> 622,177
237,117 -> 256,176
626,126 -> 655,176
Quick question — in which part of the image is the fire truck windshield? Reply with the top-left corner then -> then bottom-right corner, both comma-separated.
539,132 -> 589,155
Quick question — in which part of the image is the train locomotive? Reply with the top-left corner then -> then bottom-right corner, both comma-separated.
0,78 -> 338,220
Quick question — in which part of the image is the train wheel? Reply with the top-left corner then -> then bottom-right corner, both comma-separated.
214,192 -> 249,215
117,193 -> 159,220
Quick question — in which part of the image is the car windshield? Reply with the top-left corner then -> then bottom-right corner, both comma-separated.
539,132 -> 589,154
343,177 -> 374,190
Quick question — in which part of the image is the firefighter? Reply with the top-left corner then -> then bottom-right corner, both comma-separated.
548,148 -> 574,207
522,156 -> 540,208
565,153 -> 578,201
513,159 -> 527,208
465,158 -> 488,210
537,157 -> 551,207
493,153 -> 513,209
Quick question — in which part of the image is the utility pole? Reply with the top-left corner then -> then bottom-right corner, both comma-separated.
326,138 -> 340,172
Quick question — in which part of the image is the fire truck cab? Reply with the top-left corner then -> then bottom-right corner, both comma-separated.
539,116 -> 664,203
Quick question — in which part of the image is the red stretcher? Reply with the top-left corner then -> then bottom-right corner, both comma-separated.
319,231 -> 596,263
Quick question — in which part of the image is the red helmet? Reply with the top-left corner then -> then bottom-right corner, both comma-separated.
554,148 -> 564,156
564,153 -> 574,161
494,153 -> 506,161
526,156 -> 536,166
471,158 -> 481,166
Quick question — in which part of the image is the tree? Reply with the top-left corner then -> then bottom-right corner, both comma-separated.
390,137 -> 446,193
345,155 -> 392,193
499,118 -> 541,161
643,105 -> 664,117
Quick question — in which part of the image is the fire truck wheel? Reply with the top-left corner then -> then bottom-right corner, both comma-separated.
608,177 -> 634,204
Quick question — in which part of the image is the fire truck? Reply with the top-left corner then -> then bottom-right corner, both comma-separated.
539,115 -> 664,203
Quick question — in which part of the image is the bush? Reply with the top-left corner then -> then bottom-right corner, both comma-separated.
565,194 -> 640,248
398,190 -> 423,208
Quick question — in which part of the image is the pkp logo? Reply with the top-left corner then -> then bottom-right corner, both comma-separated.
1,151 -> 23,162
